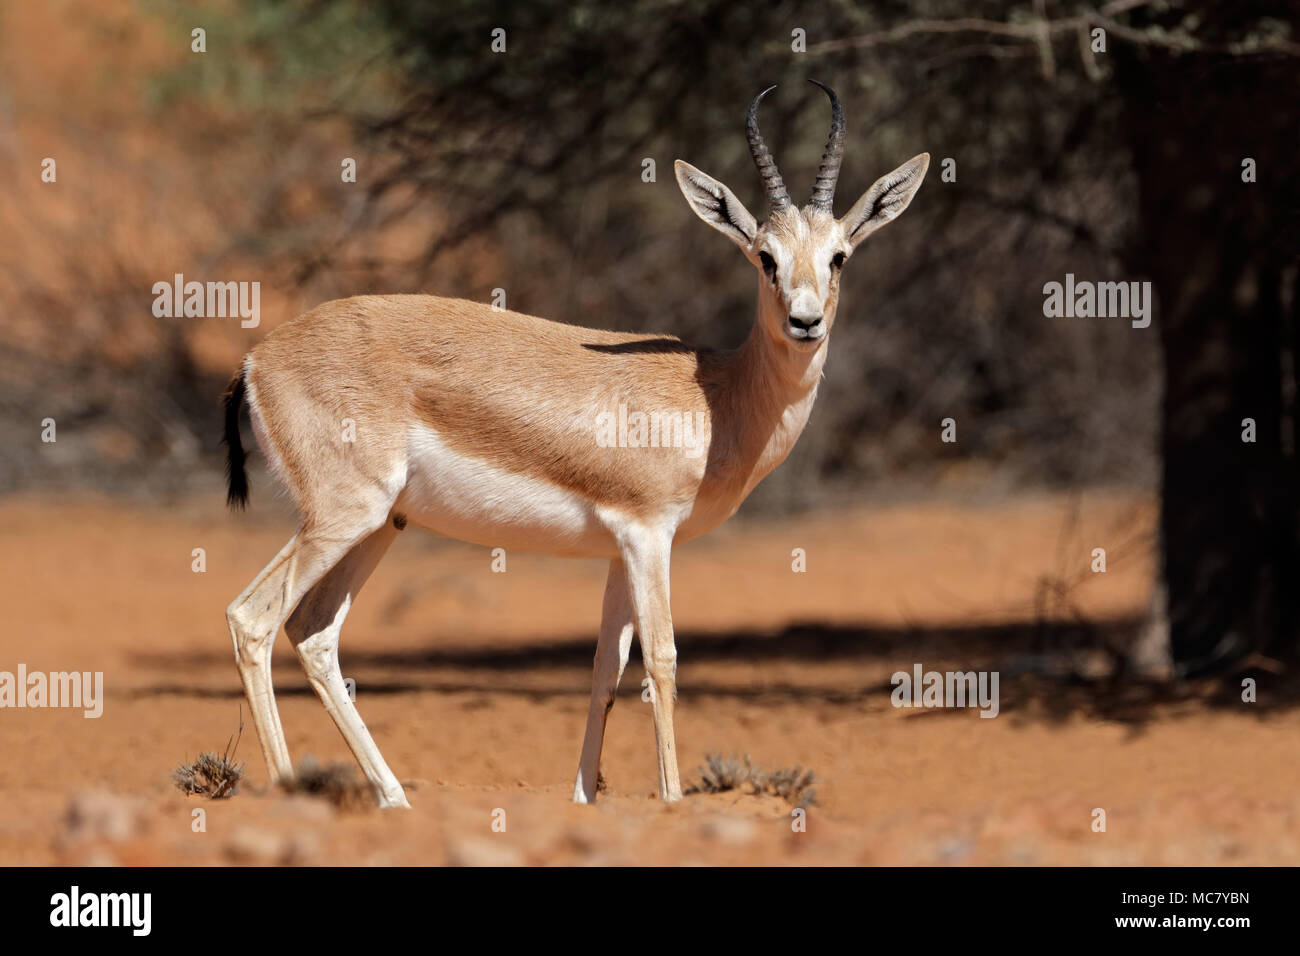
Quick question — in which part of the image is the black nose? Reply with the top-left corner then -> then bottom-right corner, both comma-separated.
787,315 -> 823,330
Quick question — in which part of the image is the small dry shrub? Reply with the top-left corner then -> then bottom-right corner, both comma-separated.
281,757 -> 373,811
754,765 -> 818,808
172,727 -> 245,799
694,753 -> 757,794
687,752 -> 817,807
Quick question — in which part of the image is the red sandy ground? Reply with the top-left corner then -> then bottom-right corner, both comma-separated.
0,490 -> 1296,865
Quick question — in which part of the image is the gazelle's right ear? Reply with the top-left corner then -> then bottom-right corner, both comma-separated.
674,160 -> 758,250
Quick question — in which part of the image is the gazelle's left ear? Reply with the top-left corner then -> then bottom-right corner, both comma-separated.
840,153 -> 929,250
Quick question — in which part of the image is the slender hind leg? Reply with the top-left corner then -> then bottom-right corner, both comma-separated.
573,559 -> 635,803
226,534 -> 300,783
285,522 -> 409,809
226,515 -> 388,788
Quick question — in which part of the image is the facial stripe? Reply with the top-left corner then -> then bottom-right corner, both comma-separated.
757,210 -> 851,328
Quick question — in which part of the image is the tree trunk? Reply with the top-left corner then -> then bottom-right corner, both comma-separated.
1116,38 -> 1300,673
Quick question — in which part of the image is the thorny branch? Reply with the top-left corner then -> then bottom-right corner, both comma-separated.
808,1 -> 1300,71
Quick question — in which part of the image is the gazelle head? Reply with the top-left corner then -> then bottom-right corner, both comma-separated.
675,81 -> 929,352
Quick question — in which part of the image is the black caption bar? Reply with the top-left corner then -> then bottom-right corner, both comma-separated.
0,866 -> 1282,942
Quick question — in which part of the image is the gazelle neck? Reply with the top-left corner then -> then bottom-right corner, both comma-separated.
702,299 -> 827,513
729,295 -> 829,407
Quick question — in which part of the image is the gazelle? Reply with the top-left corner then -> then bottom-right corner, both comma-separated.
222,81 -> 928,808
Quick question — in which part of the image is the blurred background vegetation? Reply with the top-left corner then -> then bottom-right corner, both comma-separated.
0,0 -> 1296,671
0,0 -> 1160,503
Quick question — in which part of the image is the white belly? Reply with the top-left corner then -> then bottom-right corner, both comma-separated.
396,424 -> 619,557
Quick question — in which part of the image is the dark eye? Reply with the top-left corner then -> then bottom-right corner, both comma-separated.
831,251 -> 846,271
758,251 -> 776,281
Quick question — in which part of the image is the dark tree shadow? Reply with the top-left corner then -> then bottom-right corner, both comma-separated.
127,615 -> 1299,734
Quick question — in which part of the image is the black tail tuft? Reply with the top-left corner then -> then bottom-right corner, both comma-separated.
222,368 -> 250,510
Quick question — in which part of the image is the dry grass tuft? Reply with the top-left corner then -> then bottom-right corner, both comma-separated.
687,753 -> 817,807
694,753 -> 757,794
753,765 -> 818,808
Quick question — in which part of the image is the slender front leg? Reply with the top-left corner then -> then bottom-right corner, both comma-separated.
618,526 -> 682,802
573,559 -> 636,804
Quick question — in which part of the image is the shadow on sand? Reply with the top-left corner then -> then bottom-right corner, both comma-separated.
126,616 -> 1296,732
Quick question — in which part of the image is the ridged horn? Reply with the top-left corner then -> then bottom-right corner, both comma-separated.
746,85 -> 791,212
807,79 -> 845,212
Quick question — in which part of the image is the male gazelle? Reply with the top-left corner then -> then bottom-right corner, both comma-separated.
222,81 -> 928,808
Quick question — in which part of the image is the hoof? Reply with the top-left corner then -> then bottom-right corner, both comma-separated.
378,791 -> 412,810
